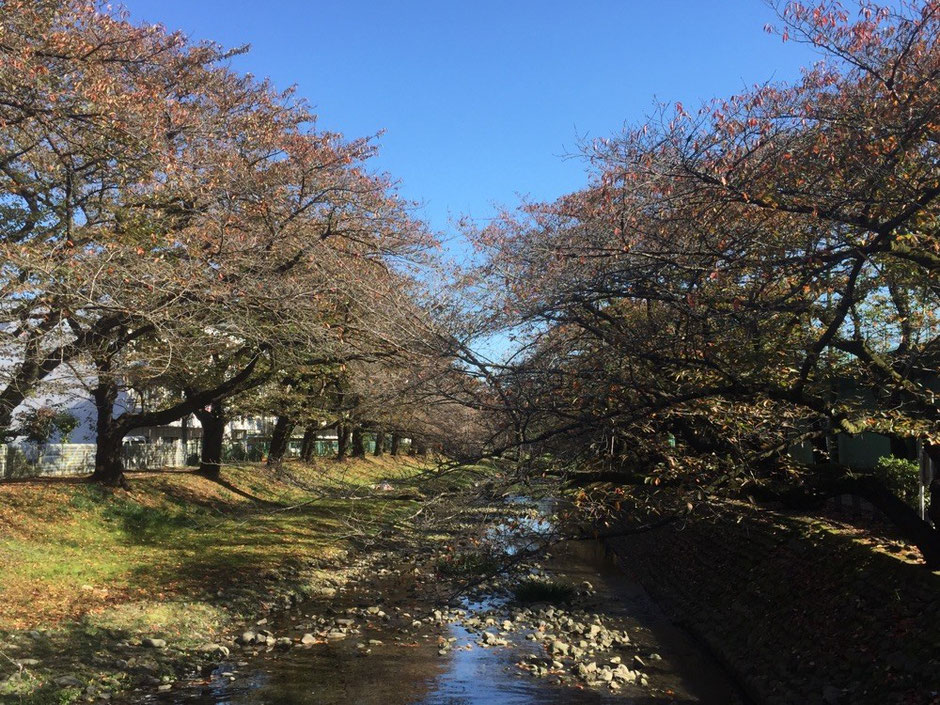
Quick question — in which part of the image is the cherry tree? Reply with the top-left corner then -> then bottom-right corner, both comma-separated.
475,0 -> 940,562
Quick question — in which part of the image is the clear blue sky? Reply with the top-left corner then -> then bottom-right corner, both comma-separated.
121,0 -> 821,259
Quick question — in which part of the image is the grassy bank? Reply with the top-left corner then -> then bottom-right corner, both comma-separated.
0,457 -> 440,703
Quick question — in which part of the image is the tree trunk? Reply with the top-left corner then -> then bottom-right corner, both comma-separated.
89,375 -> 126,486
351,426 -> 365,458
193,402 -> 225,480
300,425 -> 317,462
373,429 -> 385,457
390,433 -> 401,456
267,415 -> 294,466
412,438 -> 427,456
337,423 -> 350,460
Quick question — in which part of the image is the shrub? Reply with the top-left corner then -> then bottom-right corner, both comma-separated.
873,455 -> 921,506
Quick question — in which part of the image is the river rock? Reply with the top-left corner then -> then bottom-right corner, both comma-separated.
300,633 -> 317,645
576,662 -> 597,679
613,664 -> 636,682
141,638 -> 166,649
198,643 -> 230,658
54,675 -> 83,688
238,631 -> 256,645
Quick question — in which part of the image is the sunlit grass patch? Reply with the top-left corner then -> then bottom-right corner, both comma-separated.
0,458 -> 424,630
87,600 -> 230,647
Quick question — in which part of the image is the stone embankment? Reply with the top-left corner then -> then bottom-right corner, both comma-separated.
608,504 -> 940,705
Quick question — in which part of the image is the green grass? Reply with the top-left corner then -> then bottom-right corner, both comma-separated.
0,457 -> 428,630
0,456 -> 443,703
513,577 -> 576,604
435,549 -> 503,578
0,674 -> 81,705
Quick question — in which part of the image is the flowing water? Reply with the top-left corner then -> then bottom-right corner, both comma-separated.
133,504 -> 743,705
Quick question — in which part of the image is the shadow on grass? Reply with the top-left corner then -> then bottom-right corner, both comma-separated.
209,475 -> 280,506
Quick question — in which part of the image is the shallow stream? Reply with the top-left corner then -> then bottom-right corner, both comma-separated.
135,503 -> 742,705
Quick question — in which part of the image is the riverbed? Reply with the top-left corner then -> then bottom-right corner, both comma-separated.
133,503 -> 743,705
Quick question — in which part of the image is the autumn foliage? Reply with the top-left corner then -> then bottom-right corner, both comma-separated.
0,1 -> 455,483
474,1 -> 940,561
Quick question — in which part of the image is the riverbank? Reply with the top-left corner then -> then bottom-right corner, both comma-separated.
608,502 -> 940,705
0,457 -> 471,704
99,494 -> 741,705
9,462 -> 922,705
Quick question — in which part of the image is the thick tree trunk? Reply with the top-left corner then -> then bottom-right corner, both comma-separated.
351,426 -> 365,458
89,375 -> 126,486
337,423 -> 350,460
373,429 -> 385,457
300,425 -> 317,462
193,402 -> 226,480
92,432 -> 126,486
267,415 -> 294,466
390,433 -> 401,456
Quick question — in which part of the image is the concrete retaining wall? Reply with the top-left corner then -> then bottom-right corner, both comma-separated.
0,440 -> 200,479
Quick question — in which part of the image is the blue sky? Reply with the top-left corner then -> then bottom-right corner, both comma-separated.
122,1 -> 821,258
